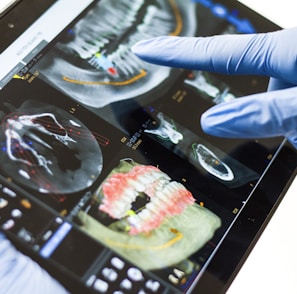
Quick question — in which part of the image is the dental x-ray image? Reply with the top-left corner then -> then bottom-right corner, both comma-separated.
185,71 -> 237,104
0,100 -> 103,195
35,0 -> 197,108
78,158 -> 221,271
143,111 -> 259,188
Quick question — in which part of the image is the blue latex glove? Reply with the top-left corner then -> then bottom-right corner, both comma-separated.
132,27 -> 297,148
0,232 -> 69,294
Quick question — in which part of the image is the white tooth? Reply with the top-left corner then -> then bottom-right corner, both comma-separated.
122,192 -> 134,203
118,54 -> 135,75
110,210 -> 124,219
172,181 -> 184,191
129,180 -> 145,193
156,190 -> 170,204
94,38 -> 109,48
127,215 -> 138,226
79,30 -> 95,42
122,50 -> 142,72
145,202 -> 156,213
151,192 -> 170,207
111,56 -> 130,76
155,181 -> 164,191
165,182 -> 179,194
105,3 -> 126,19
137,25 -> 157,38
126,12 -> 137,24
92,21 -> 113,32
154,10 -> 172,22
138,175 -> 151,185
69,42 -> 91,59
151,196 -> 166,207
145,5 -> 158,22
137,21 -> 169,37
154,177 -> 169,191
153,171 -> 170,181
151,18 -> 173,30
129,216 -> 143,230
84,44 -> 98,55
124,188 -> 138,200
138,209 -> 150,221
118,44 -> 129,57
113,201 -> 130,218
131,0 -> 144,11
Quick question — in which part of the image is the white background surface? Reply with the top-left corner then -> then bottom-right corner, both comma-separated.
229,1 -> 297,294
0,1 -> 296,293
239,0 -> 296,28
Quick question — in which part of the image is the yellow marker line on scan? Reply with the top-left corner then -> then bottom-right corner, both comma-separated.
105,228 -> 183,250
169,0 -> 183,36
62,0 -> 182,86
63,69 -> 147,86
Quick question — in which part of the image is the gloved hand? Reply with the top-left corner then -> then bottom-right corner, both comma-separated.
0,232 -> 69,294
132,27 -> 297,148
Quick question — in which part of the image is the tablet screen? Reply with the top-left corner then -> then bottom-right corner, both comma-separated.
0,1 -> 296,293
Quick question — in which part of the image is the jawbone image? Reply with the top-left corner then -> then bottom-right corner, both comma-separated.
78,159 -> 221,271
36,0 -> 198,108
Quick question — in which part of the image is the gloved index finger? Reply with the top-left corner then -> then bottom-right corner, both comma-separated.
131,27 -> 297,85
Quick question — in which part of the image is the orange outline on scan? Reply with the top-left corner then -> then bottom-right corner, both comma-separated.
63,69 -> 147,86
104,228 -> 183,250
62,0 -> 183,86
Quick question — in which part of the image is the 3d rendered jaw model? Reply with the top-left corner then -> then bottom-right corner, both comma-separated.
0,101 -> 103,194
37,0 -> 198,108
78,159 -> 221,271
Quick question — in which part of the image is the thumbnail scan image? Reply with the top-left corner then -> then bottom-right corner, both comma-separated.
78,159 -> 221,270
192,143 -> 234,181
144,112 -> 259,187
0,100 -> 103,194
185,71 -> 237,104
36,0 -> 198,108
144,112 -> 183,144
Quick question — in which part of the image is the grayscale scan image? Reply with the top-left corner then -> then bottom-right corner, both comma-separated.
36,0 -> 197,108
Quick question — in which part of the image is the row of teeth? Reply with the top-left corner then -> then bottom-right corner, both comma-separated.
100,169 -> 170,219
71,0 -> 145,59
107,6 -> 176,76
127,181 -> 192,233
99,166 -> 195,235
108,3 -> 176,63
61,0 -> 176,76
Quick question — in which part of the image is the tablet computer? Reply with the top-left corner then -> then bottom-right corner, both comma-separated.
0,0 -> 296,293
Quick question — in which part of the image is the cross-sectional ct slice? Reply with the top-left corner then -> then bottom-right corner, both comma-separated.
193,143 -> 234,181
36,0 -> 198,108
0,100 -> 103,194
144,112 -> 183,144
78,159 -> 221,270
